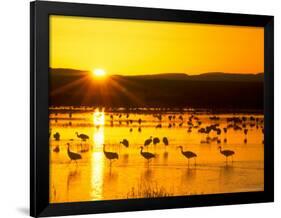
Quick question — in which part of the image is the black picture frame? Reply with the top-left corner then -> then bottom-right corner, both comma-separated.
30,1 -> 274,217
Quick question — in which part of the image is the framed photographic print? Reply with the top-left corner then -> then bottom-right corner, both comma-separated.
30,1 -> 274,217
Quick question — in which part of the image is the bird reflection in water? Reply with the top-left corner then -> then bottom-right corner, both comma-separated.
186,167 -> 197,180
181,167 -> 197,184
163,151 -> 169,164
122,154 -> 129,164
67,169 -> 80,191
143,168 -> 153,181
105,170 -> 118,182
219,165 -> 234,183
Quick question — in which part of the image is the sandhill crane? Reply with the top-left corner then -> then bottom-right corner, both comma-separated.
139,146 -> 155,165
129,128 -> 133,132
138,118 -> 142,125
223,128 -> 227,133
76,132 -> 89,141
53,145 -> 60,153
244,129 -> 248,135
218,146 -> 235,163
67,143 -> 81,163
103,144 -> 119,167
156,124 -> 162,128
153,137 -> 160,145
177,146 -> 197,166
163,137 -> 169,146
144,136 -> 153,147
120,139 -> 129,148
138,127 -> 142,132
179,115 -> 183,121
53,132 -> 60,141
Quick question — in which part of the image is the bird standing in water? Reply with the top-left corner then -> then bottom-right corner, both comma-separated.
177,146 -> 197,166
120,139 -> 129,148
144,136 -> 153,148
218,146 -> 235,163
139,146 -> 155,166
53,132 -> 60,141
76,132 -> 89,141
67,143 -> 81,164
53,145 -> 60,153
103,144 -> 119,167
163,137 -> 169,146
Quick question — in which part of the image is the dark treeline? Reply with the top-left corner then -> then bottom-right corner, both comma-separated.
49,68 -> 264,110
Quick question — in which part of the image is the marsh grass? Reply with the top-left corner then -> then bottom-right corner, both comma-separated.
126,180 -> 173,198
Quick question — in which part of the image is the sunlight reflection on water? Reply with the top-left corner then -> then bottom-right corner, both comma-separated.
50,109 -> 264,203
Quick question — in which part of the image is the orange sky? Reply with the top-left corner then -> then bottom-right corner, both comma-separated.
50,15 -> 264,75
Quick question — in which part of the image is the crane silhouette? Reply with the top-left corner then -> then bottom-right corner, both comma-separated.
53,132 -> 60,141
144,136 -> 153,147
120,139 -> 129,148
177,146 -> 197,166
153,137 -> 160,145
218,146 -> 235,163
155,124 -> 162,128
163,137 -> 169,146
139,146 -> 155,165
67,143 -> 81,163
103,144 -> 119,167
76,132 -> 89,141
53,145 -> 60,153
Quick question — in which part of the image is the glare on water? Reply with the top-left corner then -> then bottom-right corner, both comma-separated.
49,108 -> 264,203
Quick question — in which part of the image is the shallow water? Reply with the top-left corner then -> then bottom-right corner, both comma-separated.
49,108 -> 264,203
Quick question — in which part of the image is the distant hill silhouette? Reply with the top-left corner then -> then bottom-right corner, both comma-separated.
49,68 -> 264,110
112,72 -> 263,82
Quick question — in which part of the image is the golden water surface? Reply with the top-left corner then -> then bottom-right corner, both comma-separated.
49,107 -> 264,203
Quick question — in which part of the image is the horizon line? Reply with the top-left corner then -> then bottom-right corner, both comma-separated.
49,67 -> 263,76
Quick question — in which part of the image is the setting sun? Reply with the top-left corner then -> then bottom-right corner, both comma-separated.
92,68 -> 106,78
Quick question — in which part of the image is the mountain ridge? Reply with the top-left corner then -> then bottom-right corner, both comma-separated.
50,68 -> 263,81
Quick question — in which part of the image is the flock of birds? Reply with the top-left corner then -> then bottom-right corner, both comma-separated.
51,112 -> 263,167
